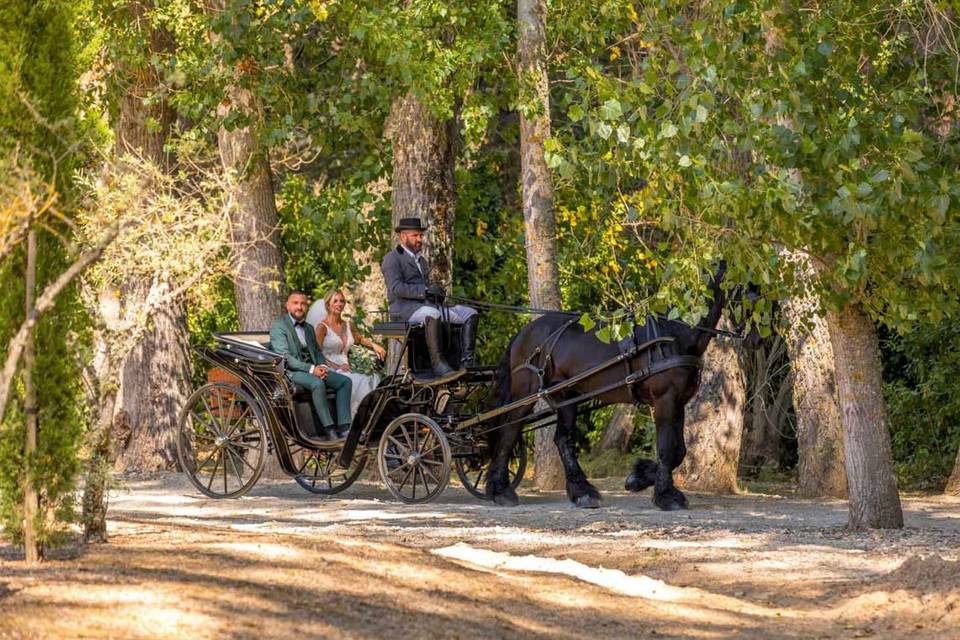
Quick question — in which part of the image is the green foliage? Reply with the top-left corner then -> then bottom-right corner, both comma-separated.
0,0 -> 87,547
546,0 -> 960,334
883,322 -> 960,490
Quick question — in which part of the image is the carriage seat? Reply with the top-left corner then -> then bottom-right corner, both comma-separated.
371,321 -> 421,340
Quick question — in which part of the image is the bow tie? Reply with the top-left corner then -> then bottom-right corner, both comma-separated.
294,320 -> 305,327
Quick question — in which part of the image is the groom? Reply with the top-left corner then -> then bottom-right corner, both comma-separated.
270,290 -> 352,440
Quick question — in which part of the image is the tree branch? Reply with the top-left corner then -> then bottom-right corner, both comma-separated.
0,220 -> 124,421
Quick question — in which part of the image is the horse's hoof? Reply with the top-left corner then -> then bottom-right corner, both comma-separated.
660,500 -> 687,511
624,473 -> 643,492
574,494 -> 601,509
491,489 -> 519,507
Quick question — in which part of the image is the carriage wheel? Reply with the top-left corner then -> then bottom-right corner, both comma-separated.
292,444 -> 367,495
454,439 -> 527,500
177,382 -> 267,499
377,413 -> 451,504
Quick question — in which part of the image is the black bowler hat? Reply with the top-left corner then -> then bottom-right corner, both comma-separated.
394,217 -> 428,232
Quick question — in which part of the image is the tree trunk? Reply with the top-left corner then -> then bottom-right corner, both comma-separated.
111,1 -> 193,472
946,447 -> 960,496
217,85 -> 285,330
518,0 -> 565,490
22,229 -> 41,563
676,325 -> 745,494
83,381 -> 116,543
597,405 -> 636,452
116,283 -> 192,471
385,92 -> 456,290
826,302 -> 903,529
780,254 -> 847,498
384,92 -> 456,371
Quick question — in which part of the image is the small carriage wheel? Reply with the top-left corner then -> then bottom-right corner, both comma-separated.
377,413 -> 451,504
292,444 -> 368,495
454,439 -> 527,500
177,382 -> 267,499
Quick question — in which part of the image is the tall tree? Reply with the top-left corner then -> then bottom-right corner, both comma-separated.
597,405 -> 636,452
947,449 -> 960,497
517,0 -> 564,490
209,0 -> 285,331
676,325 -> 745,494
22,230 -> 39,562
827,303 -> 902,528
107,0 -> 193,471
385,92 -> 456,290
0,0 -> 87,557
781,257 -> 847,498
383,92 -> 456,371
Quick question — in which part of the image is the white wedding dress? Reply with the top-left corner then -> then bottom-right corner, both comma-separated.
317,318 -> 381,417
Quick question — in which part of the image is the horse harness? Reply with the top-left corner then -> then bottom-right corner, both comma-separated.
510,315 -> 704,408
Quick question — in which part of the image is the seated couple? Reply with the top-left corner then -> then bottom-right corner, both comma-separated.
269,289 -> 385,441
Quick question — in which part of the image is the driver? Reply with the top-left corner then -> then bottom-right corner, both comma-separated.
269,290 -> 352,440
380,217 -> 478,381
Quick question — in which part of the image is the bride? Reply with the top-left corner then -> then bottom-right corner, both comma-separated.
308,289 -> 385,417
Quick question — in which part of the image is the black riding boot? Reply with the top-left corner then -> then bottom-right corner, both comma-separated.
459,315 -> 479,368
321,423 -> 340,441
424,316 -> 460,380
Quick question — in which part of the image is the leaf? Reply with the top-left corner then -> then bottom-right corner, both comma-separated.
668,307 -> 680,320
596,326 -> 612,343
568,104 -> 585,122
596,122 -> 613,140
579,313 -> 596,332
660,122 -> 678,139
600,99 -> 623,121
616,123 -> 631,144
695,104 -> 708,123
678,154 -> 692,167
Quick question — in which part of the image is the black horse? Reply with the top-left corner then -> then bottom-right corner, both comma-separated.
484,263 -> 759,510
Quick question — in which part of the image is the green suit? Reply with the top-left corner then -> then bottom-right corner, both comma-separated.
269,314 -> 352,428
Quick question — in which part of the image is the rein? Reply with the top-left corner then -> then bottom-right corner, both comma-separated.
445,294 -> 746,341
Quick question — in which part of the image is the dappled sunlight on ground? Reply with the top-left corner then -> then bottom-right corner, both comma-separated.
2,473 -> 960,638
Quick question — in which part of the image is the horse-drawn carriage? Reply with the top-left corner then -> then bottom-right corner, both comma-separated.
179,264 -> 750,510
176,321 -> 527,503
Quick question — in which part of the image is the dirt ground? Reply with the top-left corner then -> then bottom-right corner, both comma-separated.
2,473 -> 960,640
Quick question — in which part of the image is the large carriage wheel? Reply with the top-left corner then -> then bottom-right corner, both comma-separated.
291,443 -> 367,495
177,382 -> 267,499
455,439 -> 527,500
377,413 -> 451,504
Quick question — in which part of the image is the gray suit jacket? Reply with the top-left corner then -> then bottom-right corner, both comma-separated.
381,245 -> 429,321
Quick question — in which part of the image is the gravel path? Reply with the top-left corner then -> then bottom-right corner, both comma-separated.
2,473 -> 959,639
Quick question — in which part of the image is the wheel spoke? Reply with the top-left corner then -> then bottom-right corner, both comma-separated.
223,405 -> 252,440
206,451 -> 222,492
195,444 -> 220,474
228,438 -> 262,451
199,394 -> 222,435
420,458 -> 446,467
223,446 -> 246,486
387,462 -> 411,477
190,411 -> 219,436
399,424 -> 414,451
190,429 -> 217,442
387,435 -> 409,455
226,444 -> 258,474
397,464 -> 415,494
420,462 -> 440,487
